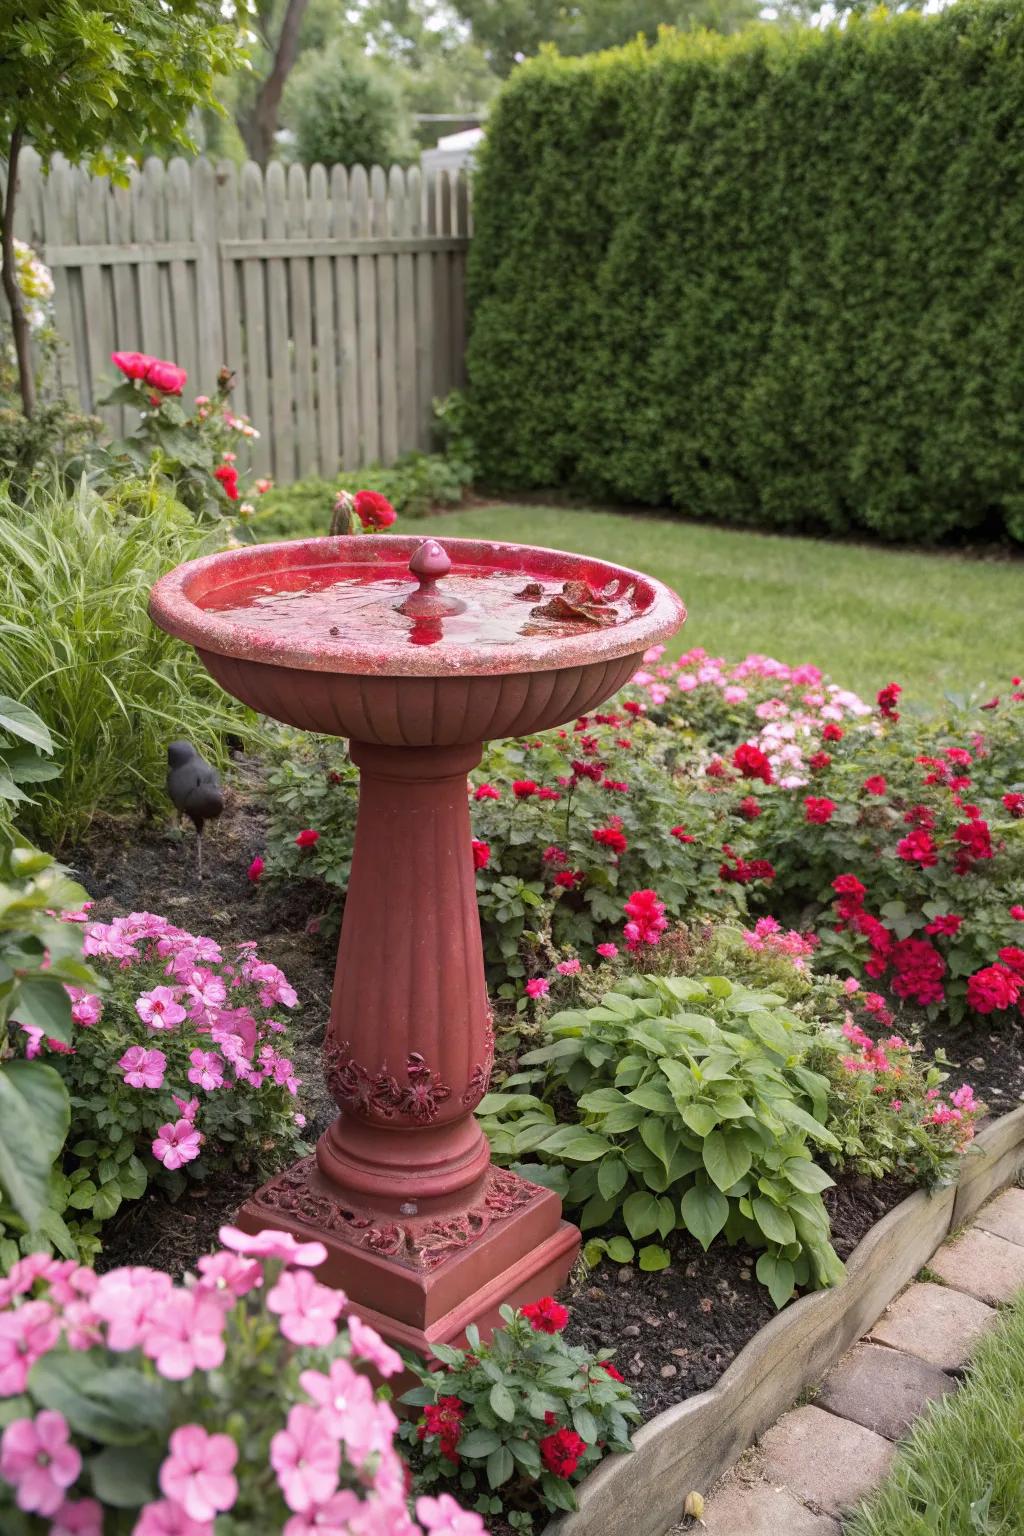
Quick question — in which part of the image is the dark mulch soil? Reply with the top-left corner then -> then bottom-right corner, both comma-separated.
916,1013 -> 1024,1114
60,753 -> 1014,1429
562,1171 -> 911,1419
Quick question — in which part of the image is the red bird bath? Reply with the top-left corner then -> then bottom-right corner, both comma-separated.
149,534 -> 684,1360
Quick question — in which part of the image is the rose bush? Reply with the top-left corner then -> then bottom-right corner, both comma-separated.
0,1226 -> 484,1535
401,1300 -> 637,1525
8,909 -> 306,1263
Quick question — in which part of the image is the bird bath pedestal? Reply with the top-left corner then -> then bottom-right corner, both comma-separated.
150,535 -> 683,1360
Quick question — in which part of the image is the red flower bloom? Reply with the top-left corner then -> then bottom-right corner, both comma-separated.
737,795 -> 762,820
944,747 -> 973,766
808,751 -> 831,772
896,828 -> 937,867
705,758 -> 727,778
522,1296 -> 569,1334
804,796 -> 836,824
295,828 -> 319,848
247,855 -> 264,883
904,805 -> 935,830
670,825 -> 696,843
593,821 -> 628,855
833,874 -> 867,900
1003,792 -> 1024,819
953,819 -> 993,869
719,847 -> 775,885
145,357 -> 187,394
998,947 -> 1024,977
889,938 -> 946,1006
733,743 -> 773,784
966,964 -> 1021,1014
877,682 -> 902,721
420,1396 -> 465,1463
111,349 -> 153,380
553,870 -> 577,888
543,845 -> 568,864
822,723 -> 844,742
512,780 -> 538,799
602,778 -> 629,793
597,1361 -> 625,1382
1012,906 -> 1024,921
537,786 -> 562,801
474,783 -> 500,801
214,463 -> 239,500
540,1427 -> 587,1479
572,760 -> 604,783
925,914 -> 963,937
623,700 -> 644,716
623,888 -> 668,950
353,489 -> 397,529
472,839 -> 490,870
862,775 -> 887,796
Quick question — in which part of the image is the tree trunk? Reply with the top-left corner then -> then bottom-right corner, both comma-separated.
1,125 -> 35,418
242,0 -> 311,167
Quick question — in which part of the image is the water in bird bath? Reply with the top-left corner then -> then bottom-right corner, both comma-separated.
199,562 -> 637,651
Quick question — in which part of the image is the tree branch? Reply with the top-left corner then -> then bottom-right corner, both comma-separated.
1,123 -> 35,417
242,0 -> 311,166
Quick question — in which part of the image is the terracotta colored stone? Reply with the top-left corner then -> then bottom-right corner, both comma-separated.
972,1187 -> 1024,1248
929,1227 -> 1024,1305
814,1341 -> 955,1441
868,1281 -> 996,1371
696,1477 -> 840,1535
149,534 -> 684,1361
759,1405 -> 894,1518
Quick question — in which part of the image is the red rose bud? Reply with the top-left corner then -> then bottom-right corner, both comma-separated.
295,829 -> 320,849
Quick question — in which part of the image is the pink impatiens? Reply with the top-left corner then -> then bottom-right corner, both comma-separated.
0,1410 -> 81,1516
159,1424 -> 239,1522
152,1118 -> 202,1171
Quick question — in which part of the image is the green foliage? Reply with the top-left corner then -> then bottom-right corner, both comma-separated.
478,973 -> 846,1304
468,3 -> 1024,544
283,37 -> 417,168
0,696 -> 61,845
0,1 -> 243,172
401,1305 -> 639,1521
0,474 -> 250,845
255,447 -> 475,543
0,847 -> 97,1260
0,401 -> 100,493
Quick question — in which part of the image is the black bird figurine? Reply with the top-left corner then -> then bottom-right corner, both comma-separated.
166,742 -> 224,881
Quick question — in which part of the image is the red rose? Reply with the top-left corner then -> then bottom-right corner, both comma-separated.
822,723 -> 844,742
353,490 -> 397,529
472,839 -> 490,870
247,855 -> 264,883
111,350 -> 153,380
804,796 -> 836,824
1003,792 -> 1024,818
295,829 -> 319,849
144,357 -> 187,394
833,874 -> 867,901
808,751 -> 831,772
863,775 -> 887,796
896,828 -> 937,867
540,1427 -> 587,1478
732,742 -> 773,784
512,780 -> 538,799
998,946 -> 1024,977
537,786 -> 562,801
890,938 -> 946,1006
925,914 -> 963,937
877,682 -> 902,721
737,795 -> 762,820
670,825 -> 695,843
597,1360 -> 625,1382
214,464 -> 239,501
593,824 -> 628,855
966,964 -> 1021,1014
522,1296 -> 570,1334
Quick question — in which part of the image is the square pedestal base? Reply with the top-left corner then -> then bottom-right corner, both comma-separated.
235,1155 -> 581,1358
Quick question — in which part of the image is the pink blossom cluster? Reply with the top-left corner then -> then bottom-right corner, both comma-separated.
837,1017 -> 982,1149
741,916 -> 819,971
0,1230 -> 484,1536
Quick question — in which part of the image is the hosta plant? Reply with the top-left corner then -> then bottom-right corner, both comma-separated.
401,1299 -> 638,1524
8,909 -> 306,1262
0,1226 -> 484,1535
478,974 -> 846,1307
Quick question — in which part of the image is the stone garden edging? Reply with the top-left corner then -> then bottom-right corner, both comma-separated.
544,1103 -> 1024,1536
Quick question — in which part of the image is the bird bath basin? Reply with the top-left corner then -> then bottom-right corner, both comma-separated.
150,534 -> 684,1359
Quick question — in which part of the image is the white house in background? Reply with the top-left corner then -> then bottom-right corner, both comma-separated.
421,127 -> 485,177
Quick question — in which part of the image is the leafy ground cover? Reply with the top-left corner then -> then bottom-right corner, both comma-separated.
845,1290 -> 1024,1536
416,505 -> 1024,708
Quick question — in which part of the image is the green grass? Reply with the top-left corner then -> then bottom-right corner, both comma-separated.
844,1289 -> 1024,1536
415,506 -> 1024,708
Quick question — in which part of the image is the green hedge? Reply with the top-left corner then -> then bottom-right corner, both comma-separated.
466,4 -> 1024,543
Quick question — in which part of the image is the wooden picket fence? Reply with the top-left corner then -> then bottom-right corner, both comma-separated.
12,149 -> 471,480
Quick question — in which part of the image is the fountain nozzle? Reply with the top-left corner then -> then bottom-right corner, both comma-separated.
396,539 -> 467,620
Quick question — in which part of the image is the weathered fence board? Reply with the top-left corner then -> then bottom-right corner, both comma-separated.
12,149 -> 471,480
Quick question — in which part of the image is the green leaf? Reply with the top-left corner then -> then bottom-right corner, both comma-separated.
92,1183 -> 123,1221
31,1353 -> 166,1445
680,1183 -> 729,1250
638,1244 -> 671,1271
606,1236 -> 635,1263
783,1158 -> 835,1194
459,1427 -> 502,1457
88,1444 -> 162,1506
490,1382 -> 516,1422
511,1437 -> 542,1476
597,1156 -> 628,1201
572,1404 -> 599,1442
0,1060 -> 70,1228
752,1197 -> 797,1247
487,1445 -> 514,1488
558,1133 -> 613,1162
702,1131 -> 753,1192
756,1252 -> 796,1310
429,1343 -> 465,1368
775,1100 -> 840,1150
622,1190 -> 661,1239
682,1102 -> 719,1137
0,698 -> 52,752
541,1471 -> 579,1513
9,978 -> 73,1043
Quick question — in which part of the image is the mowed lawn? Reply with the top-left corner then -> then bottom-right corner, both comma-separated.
418,505 -> 1024,709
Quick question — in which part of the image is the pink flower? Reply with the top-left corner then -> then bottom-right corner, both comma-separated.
596,943 -> 618,959
143,1290 -> 226,1380
159,1425 -> 238,1522
270,1404 -> 340,1513
145,358 -> 187,395
346,1312 -> 403,1378
416,1492 -> 486,1534
247,856 -> 265,883
68,989 -> 102,1026
556,958 -> 581,976
267,1269 -> 345,1347
951,1084 -> 978,1113
525,977 -> 550,999
187,1049 -> 225,1092
153,1119 -> 202,1171
132,1499 -> 214,1535
91,1267 -> 172,1351
0,1301 -> 60,1395
119,1045 -> 167,1089
0,1411 -> 81,1516
172,1095 -> 199,1123
622,888 -> 668,949
136,986 -> 186,1030
51,1498 -> 103,1536
298,1357 -> 375,1437
218,1225 -> 328,1268
195,1250 -> 262,1304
